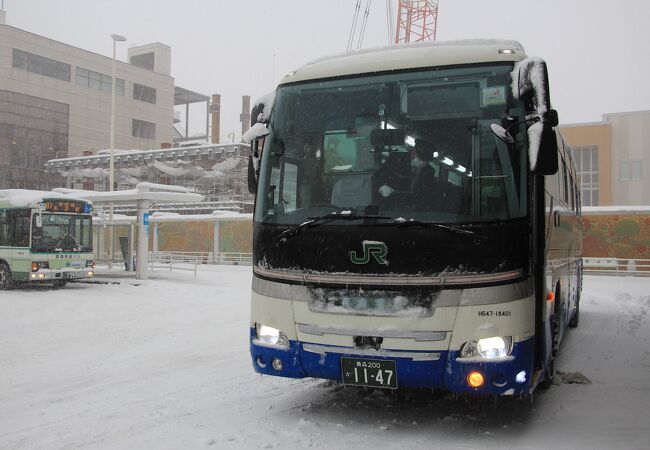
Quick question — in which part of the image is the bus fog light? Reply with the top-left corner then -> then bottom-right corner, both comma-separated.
271,358 -> 283,371
516,370 -> 527,384
256,324 -> 289,347
467,371 -> 484,388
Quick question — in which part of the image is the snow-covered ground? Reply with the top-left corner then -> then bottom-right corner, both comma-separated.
1,268 -> 649,450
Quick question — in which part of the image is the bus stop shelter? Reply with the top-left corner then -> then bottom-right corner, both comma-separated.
54,183 -> 203,280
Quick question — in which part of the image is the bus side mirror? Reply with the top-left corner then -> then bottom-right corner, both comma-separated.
532,110 -> 559,175
243,123 -> 270,195
514,57 -> 559,175
247,153 -> 258,194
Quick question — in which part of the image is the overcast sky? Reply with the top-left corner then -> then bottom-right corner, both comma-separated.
5,0 -> 650,141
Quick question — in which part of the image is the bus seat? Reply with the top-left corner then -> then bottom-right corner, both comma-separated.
331,174 -> 373,208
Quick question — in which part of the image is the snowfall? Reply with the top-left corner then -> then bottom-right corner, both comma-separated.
1,266 -> 648,450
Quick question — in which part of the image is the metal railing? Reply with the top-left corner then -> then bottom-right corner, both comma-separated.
583,258 -> 650,276
148,251 -> 252,277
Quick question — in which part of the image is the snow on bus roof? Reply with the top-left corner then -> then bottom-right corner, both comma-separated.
280,39 -> 527,85
0,189 -> 91,208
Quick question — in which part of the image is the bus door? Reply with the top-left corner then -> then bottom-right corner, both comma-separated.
10,210 -> 31,274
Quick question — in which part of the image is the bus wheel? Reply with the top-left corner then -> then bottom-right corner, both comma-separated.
0,262 -> 12,290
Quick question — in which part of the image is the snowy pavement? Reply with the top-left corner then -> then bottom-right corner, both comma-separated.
1,268 -> 649,450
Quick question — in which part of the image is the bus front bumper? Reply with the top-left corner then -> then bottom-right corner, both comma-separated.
28,268 -> 94,282
250,328 -> 534,396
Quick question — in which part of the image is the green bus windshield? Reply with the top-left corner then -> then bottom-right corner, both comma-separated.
32,214 -> 92,252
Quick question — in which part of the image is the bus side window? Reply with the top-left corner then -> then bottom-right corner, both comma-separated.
0,210 -> 9,246
559,156 -> 568,205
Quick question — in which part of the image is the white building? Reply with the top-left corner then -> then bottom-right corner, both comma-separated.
0,15 -> 209,189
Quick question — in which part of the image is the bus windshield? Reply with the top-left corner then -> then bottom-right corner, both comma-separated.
255,63 -> 529,225
32,214 -> 92,252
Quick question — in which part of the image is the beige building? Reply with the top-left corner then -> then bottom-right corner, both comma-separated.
562,110 -> 650,207
0,20 -> 175,189
603,110 -> 650,205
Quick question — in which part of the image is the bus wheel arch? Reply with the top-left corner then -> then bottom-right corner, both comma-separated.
540,283 -> 561,389
0,260 -> 12,290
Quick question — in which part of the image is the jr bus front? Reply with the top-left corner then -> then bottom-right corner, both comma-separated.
249,46 -> 566,396
0,192 -> 95,289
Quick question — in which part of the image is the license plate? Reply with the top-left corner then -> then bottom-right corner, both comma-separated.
341,357 -> 397,389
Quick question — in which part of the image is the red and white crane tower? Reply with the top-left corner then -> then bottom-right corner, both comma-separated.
394,0 -> 439,44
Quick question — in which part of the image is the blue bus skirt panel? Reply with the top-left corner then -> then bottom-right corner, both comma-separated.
250,328 -> 534,395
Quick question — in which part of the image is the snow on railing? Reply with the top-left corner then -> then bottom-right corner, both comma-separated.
149,251 -> 252,277
583,258 -> 650,276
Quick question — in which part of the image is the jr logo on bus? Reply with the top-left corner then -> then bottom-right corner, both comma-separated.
350,241 -> 388,265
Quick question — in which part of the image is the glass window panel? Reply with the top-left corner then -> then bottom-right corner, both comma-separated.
583,190 -> 591,206
592,190 -> 599,206
591,148 -> 598,170
116,79 -> 124,96
101,79 -> 112,92
13,48 -> 70,81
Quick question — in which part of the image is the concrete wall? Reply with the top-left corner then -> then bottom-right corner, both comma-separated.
582,211 -> 650,259
0,25 -> 174,158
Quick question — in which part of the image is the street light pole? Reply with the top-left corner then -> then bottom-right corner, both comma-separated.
108,34 -> 126,269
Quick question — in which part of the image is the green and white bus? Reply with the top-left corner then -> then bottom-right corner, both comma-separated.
0,190 -> 95,289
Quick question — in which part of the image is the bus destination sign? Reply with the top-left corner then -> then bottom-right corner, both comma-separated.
42,200 -> 92,214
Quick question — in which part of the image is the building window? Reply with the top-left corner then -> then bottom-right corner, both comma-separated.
572,145 -> 599,206
130,52 -> 155,71
75,67 -> 124,95
620,160 -> 642,181
12,48 -> 71,81
132,119 -> 155,139
133,83 -> 156,104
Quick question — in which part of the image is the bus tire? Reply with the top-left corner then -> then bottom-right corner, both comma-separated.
569,265 -> 582,328
0,262 -> 12,290
568,298 -> 580,328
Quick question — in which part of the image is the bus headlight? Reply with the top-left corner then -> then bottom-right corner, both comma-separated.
255,324 -> 289,347
459,336 -> 513,359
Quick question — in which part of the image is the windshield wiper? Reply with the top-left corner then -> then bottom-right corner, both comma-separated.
392,218 -> 475,236
276,211 -> 390,244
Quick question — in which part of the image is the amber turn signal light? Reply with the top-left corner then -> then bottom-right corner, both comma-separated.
467,371 -> 485,389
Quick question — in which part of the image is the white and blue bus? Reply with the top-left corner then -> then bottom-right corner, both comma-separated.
248,40 -> 582,397
0,190 -> 95,289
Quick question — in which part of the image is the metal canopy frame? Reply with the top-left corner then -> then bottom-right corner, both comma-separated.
174,86 -> 210,142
